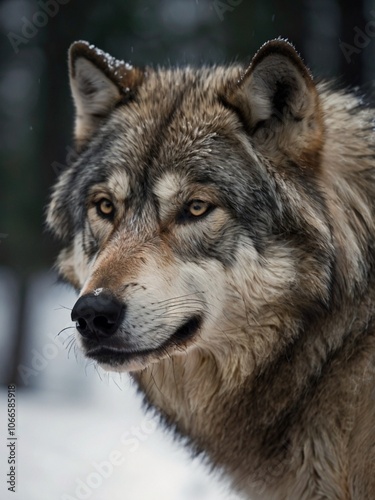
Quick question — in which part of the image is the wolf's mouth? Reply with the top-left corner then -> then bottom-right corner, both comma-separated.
85,315 -> 202,368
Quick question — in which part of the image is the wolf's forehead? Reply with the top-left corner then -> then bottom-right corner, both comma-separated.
153,172 -> 183,202
84,65 -> 248,198
106,66 -> 242,161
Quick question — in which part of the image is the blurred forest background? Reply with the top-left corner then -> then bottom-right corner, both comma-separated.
1,0 -> 375,386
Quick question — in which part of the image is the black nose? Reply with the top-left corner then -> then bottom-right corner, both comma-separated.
71,293 -> 125,339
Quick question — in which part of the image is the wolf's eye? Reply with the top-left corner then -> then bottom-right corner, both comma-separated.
188,200 -> 211,217
176,199 -> 214,224
96,198 -> 114,218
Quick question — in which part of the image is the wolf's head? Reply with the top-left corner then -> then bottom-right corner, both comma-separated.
47,39 -> 333,374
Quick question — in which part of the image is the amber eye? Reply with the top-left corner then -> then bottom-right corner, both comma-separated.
188,200 -> 211,217
96,198 -> 114,218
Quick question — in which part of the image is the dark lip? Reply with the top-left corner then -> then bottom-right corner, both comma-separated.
85,315 -> 202,366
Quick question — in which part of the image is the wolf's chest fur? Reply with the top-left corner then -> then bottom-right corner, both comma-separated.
47,39 -> 375,498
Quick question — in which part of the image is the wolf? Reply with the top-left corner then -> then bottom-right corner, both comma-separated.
46,38 -> 375,499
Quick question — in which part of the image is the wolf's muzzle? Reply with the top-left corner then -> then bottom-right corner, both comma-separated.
71,293 -> 125,339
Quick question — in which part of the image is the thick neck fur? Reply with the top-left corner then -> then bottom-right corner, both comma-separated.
136,312 -> 375,498
135,87 -> 375,499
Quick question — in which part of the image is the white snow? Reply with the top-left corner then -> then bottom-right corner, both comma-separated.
77,40 -> 133,75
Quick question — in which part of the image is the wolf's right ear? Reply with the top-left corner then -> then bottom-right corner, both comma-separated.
69,41 -> 144,151
224,39 -> 323,165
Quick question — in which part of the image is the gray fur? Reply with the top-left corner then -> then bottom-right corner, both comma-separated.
47,39 -> 375,499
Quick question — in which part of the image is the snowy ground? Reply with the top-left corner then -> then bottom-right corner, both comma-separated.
0,271 -> 243,500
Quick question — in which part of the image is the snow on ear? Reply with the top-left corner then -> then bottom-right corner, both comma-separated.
69,41 -> 144,150
224,39 -> 323,164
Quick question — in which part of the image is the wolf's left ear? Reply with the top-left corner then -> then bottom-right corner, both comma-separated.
69,41 -> 144,150
225,39 -> 323,162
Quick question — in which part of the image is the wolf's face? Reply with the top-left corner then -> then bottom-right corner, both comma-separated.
47,40 -> 332,373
